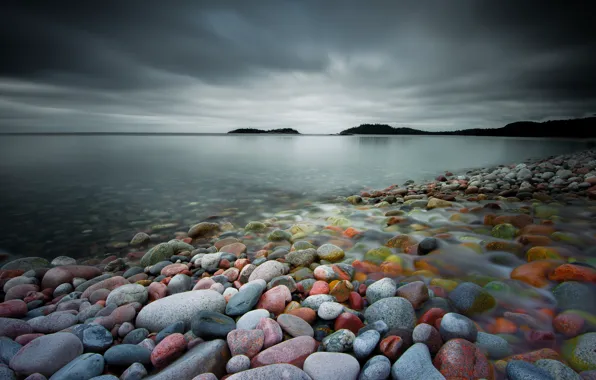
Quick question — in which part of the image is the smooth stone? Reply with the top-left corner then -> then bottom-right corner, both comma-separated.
448,282 -> 495,315
277,313 -> 314,337
48,353 -> 104,380
236,309 -> 270,330
143,339 -> 229,380
71,324 -> 113,352
433,338 -> 491,379
439,312 -> 478,342
135,290 -> 225,332
122,267 -> 144,279
363,297 -> 415,331
412,323 -> 442,354
321,329 -> 355,353
255,317 -> 283,349
316,244 -> 345,262
250,336 -> 318,369
360,355 -> 391,380
2,257 -> 50,271
562,332 -> 596,372
80,276 -> 128,299
191,310 -> 236,339
391,343 -> 444,380
226,355 -> 251,374
27,312 -> 78,333
0,366 -> 16,380
103,344 -> 151,367
248,261 -> 288,283
151,333 -> 187,369
553,282 -> 596,314
4,277 -> 37,293
358,320 -> 389,337
200,253 -> 222,272
395,281 -> 429,310
0,300 -> 28,318
156,321 -> 186,344
74,274 -> 113,294
301,294 -> 337,311
226,282 -> 264,316
353,330 -> 381,360
303,352 -> 360,380
507,360 -> 554,380
53,283 -> 74,298
256,285 -> 291,315
9,332 -> 83,376
366,278 -> 397,305
105,284 -> 148,306
535,359 -> 581,380
120,362 -> 147,380
475,331 -> 512,359
122,328 -> 150,345
140,243 -> 174,267
0,337 -> 22,365
227,329 -> 265,358
225,363 -> 311,380
167,274 -> 192,295
318,302 -> 344,320
51,256 -> 77,267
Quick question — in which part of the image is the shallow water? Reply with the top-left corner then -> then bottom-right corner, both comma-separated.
0,134 -> 591,260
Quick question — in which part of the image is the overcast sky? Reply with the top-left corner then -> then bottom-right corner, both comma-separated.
1,1 -> 595,134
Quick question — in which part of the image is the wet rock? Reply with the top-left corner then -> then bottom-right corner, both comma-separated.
303,352 -> 360,380
103,344 -> 151,367
507,360 -> 554,380
151,333 -> 187,369
391,343 -> 444,380
188,222 -> 219,238
192,310 -> 236,340
257,285 -> 291,315
321,329 -> 355,353
255,317 -> 283,349
27,312 -> 78,333
317,301 -> 344,320
412,323 -> 442,354
562,333 -> 596,372
120,362 -> 147,380
227,329 -> 264,358
2,257 -> 50,271
49,353 -> 104,380
156,321 -> 185,344
277,313 -> 314,337
0,300 -> 28,318
122,328 -> 149,345
433,338 -> 492,379
105,283 -> 148,306
448,282 -> 495,315
140,243 -> 174,267
363,297 -> 415,331
0,337 -> 21,366
396,281 -> 429,309
439,312 -> 478,342
316,244 -> 345,262
225,363 -> 311,380
301,294 -> 337,311
535,359 -> 582,380
0,317 -> 34,338
475,331 -> 512,359
167,274 -> 192,294
250,336 -> 318,369
248,261 -> 288,283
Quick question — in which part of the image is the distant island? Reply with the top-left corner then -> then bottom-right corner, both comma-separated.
339,117 -> 596,138
228,128 -> 300,134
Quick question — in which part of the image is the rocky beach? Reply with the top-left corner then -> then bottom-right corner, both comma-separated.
2,149 -> 596,380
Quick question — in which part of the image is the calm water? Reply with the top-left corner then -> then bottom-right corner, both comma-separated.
0,134 -> 592,260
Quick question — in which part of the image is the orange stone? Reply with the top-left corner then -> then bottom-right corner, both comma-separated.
385,235 -> 417,250
309,281 -> 330,296
352,260 -> 381,274
548,264 -> 596,283
520,224 -> 556,236
329,280 -> 353,303
380,262 -> 402,277
287,308 -> 317,324
353,272 -> 367,283
331,264 -> 353,281
485,241 -> 524,255
510,260 -> 560,287
343,227 -> 361,239
487,317 -> 518,334
502,348 -> 561,363
284,301 -> 301,314
526,246 -> 562,262
493,214 -> 533,228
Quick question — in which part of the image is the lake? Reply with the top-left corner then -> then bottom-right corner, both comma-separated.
0,134 -> 591,260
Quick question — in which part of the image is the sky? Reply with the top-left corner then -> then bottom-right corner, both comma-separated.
1,1 -> 595,134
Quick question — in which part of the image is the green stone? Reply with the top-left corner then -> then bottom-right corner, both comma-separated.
327,216 -> 351,228
140,242 -> 174,266
562,333 -> 596,371
244,221 -> 267,232
268,229 -> 292,242
491,223 -> 518,240
292,241 -> 316,250
363,247 -> 392,265
346,195 -> 363,205
534,205 -> 559,219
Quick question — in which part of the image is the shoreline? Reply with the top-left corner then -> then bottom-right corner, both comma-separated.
1,149 -> 596,378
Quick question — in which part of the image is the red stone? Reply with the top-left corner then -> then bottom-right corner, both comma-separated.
219,259 -> 231,270
81,276 -> 128,298
228,329 -> 265,358
331,265 -> 353,281
348,292 -> 364,310
503,348 -> 561,363
151,333 -> 187,368
553,312 -> 585,338
396,281 -> 429,309
193,278 -> 215,290
525,330 -> 556,349
334,312 -> 364,334
418,308 -> 447,326
42,265 -> 102,290
161,263 -> 189,277
257,285 -> 292,315
433,338 -> 494,379
380,335 -> 404,361
220,243 -> 247,257
0,299 -> 28,318
250,336 -> 318,369
5,284 -> 39,301
309,281 -> 330,296
148,282 -> 167,302
549,264 -> 596,283
287,308 -> 317,324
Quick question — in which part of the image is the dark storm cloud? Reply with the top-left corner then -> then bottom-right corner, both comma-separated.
0,0 -> 594,133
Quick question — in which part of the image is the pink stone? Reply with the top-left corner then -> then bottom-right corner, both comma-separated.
148,282 -> 167,301
250,336 -> 318,369
219,243 -> 247,257
151,333 -> 187,368
256,285 -> 291,315
161,263 -> 189,277
255,317 -> 283,349
222,268 -> 240,282
89,288 -> 111,304
81,276 -> 128,298
309,281 -> 330,296
42,265 -> 102,290
110,303 -> 137,324
227,329 -> 265,358
193,278 -> 215,290
5,284 -> 39,301
15,333 -> 44,345
0,299 -> 28,318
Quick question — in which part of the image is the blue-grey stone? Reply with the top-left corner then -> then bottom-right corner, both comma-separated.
359,355 -> 391,380
122,328 -> 150,345
391,343 -> 444,380
358,320 -> 389,337
148,261 -> 172,276
48,353 -> 104,380
0,337 -> 21,365
304,352 -> 360,380
120,362 -> 148,380
366,278 -> 397,305
301,294 -> 337,311
475,331 -> 512,359
535,359 -> 581,380
156,321 -> 186,344
89,376 -> 119,380
354,330 -> 380,360
0,365 -> 16,380
439,312 -> 477,342
235,309 -> 270,330
225,282 -> 264,316
363,297 -> 415,331
448,282 -> 495,315
552,282 -> 596,314
321,329 -> 356,353
103,345 -> 151,367
226,355 -> 251,374
122,267 -> 144,279
167,274 -> 191,295
191,311 -> 236,339
506,360 -> 554,380
72,324 -> 113,352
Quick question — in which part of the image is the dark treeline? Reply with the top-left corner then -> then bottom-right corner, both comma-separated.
228,128 -> 300,134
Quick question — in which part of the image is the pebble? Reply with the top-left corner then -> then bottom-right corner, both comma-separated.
105,283 -> 148,306
303,352 -> 360,380
334,312 -> 364,334
318,301 -> 344,320
236,309 -> 270,330
475,331 -> 512,359
358,320 -> 389,337
103,344 -> 152,367
448,282 -> 495,315
360,355 -> 391,380
391,343 -> 445,380
277,313 -> 314,337
439,312 -> 478,342
250,336 -> 318,368
301,294 -> 337,311
0,300 -> 28,318
191,310 -> 236,339
155,321 -> 185,344
248,261 -> 288,283
256,285 -> 291,315
316,244 -> 345,262
120,362 -> 148,380
72,324 -> 113,352
255,317 -> 283,348
225,282 -> 264,316
28,312 -> 78,333
227,329 -> 265,358
122,328 -> 150,344
151,333 -> 187,368
167,274 -> 192,294
433,338 -> 492,379
9,332 -> 83,377
535,359 -> 582,380
321,329 -> 355,352
225,363 -> 311,380
49,353 -> 105,380
0,337 -> 21,366
0,366 -> 16,380
363,297 -> 415,330
140,243 -> 174,266
354,330 -> 381,359
395,281 -> 429,309
507,360 -> 554,380
366,278 -> 397,305
135,289 -> 225,332
412,323 -> 443,354
226,355 -> 251,374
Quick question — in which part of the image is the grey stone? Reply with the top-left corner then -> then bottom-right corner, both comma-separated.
27,312 -> 78,334
236,309 -> 270,330
448,282 -> 495,316
391,343 -> 444,380
135,290 -> 225,332
553,282 -> 596,314
122,328 -> 150,345
363,297 -> 415,331
226,281 -> 264,316
277,313 -> 314,338
248,261 -> 288,283
191,310 -> 236,339
72,324 -> 113,352
53,283 -> 74,298
439,312 -> 477,342
156,321 -> 185,344
140,243 -> 174,267
366,278 -> 397,305
318,302 -> 344,320
354,330 -> 380,360
103,345 -> 151,367
74,274 -> 113,293
122,267 -> 144,279
167,274 -> 191,295
0,337 -> 21,365
286,249 -> 317,267
535,359 -> 581,380
226,355 -> 251,374
359,355 -> 391,380
304,352 -> 360,380
120,362 -> 148,380
302,294 -> 337,311
51,256 -> 77,267
507,360 -> 554,380
321,329 -> 355,353
200,253 -> 222,272
358,321 -> 388,337
105,284 -> 148,306
0,366 -> 16,380
48,353 -> 104,380
475,332 -> 512,359
2,257 -> 50,271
